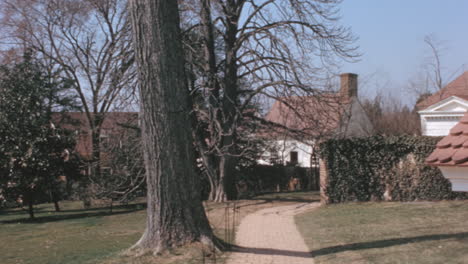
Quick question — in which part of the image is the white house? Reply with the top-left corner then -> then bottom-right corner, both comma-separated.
258,73 -> 373,167
426,112 -> 468,191
418,71 -> 468,136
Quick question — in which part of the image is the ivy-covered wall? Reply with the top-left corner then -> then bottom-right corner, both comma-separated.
319,136 -> 468,204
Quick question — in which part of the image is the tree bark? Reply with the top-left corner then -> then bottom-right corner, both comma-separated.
128,0 -> 216,254
28,200 -> 34,219
25,191 -> 35,219
91,124 -> 102,180
194,0 -> 241,202
53,200 -> 61,212
218,1 -> 241,202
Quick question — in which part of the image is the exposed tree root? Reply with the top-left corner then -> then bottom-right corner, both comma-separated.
123,234 -> 228,258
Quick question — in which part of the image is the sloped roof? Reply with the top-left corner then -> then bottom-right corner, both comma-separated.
261,94 -> 351,138
426,112 -> 468,166
417,71 -> 468,110
51,112 -> 138,160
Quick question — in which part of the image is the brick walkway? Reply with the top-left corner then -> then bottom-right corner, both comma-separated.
226,202 -> 319,264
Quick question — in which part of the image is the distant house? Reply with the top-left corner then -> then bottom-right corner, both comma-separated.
258,73 -> 373,167
417,71 -> 468,136
52,112 -> 139,173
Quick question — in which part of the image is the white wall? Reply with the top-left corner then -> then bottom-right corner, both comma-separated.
439,166 -> 468,192
421,115 -> 462,136
418,97 -> 468,136
259,139 -> 315,167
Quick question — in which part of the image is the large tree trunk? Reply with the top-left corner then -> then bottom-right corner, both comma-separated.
196,0 -> 241,203
216,1 -> 241,202
128,0 -> 216,254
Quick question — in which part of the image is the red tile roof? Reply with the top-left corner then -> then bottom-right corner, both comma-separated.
417,71 -> 468,110
261,93 -> 351,138
426,112 -> 468,166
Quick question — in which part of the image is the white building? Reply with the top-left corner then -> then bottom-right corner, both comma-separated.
258,73 -> 373,167
426,112 -> 468,192
418,71 -> 468,136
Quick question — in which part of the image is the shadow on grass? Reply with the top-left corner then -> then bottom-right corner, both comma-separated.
311,232 -> 468,257
226,232 -> 468,259
249,196 -> 319,203
252,197 -> 320,203
56,203 -> 147,213
0,203 -> 146,224
249,191 -> 320,203
0,206 -> 50,215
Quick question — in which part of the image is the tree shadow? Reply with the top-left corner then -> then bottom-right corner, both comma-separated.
0,206 -> 49,216
0,202 -> 147,216
311,232 -> 468,257
57,202 -> 147,213
225,232 -> 468,259
234,200 -> 271,209
230,245 -> 312,258
249,197 -> 320,203
249,191 -> 320,203
0,204 -> 146,224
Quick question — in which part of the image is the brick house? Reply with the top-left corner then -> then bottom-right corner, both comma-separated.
257,73 -> 373,168
52,112 -> 139,174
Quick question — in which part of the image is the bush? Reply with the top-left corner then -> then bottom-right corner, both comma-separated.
319,135 -> 468,203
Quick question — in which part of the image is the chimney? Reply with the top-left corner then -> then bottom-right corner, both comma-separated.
340,73 -> 358,99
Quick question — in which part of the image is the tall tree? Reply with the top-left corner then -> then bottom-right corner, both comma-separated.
408,34 -> 447,98
0,53 -> 76,218
183,0 -> 358,201
128,0 -> 216,254
1,0 -> 136,187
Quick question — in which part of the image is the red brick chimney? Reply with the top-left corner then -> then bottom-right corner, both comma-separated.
340,73 -> 358,99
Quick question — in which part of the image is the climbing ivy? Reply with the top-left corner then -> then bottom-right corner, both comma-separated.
319,135 -> 468,203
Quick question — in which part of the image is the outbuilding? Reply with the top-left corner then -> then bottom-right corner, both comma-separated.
426,112 -> 468,191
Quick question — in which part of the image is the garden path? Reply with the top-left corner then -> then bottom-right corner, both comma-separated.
226,202 -> 319,264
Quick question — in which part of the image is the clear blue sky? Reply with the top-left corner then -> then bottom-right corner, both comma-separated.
339,0 -> 468,104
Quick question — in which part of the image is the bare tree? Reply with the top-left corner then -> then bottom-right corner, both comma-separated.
89,118 -> 145,207
128,0 -> 217,254
408,34 -> 446,98
183,0 -> 358,201
362,94 -> 420,136
1,0 -> 136,186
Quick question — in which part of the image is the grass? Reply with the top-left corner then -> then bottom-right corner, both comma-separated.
252,190 -> 320,203
296,201 -> 468,264
0,191 -> 318,264
0,201 -> 146,264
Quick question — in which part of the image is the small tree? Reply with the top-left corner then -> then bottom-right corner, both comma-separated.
0,53 -> 77,218
91,121 -> 145,207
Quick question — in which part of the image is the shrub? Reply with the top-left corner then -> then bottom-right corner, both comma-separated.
319,135 -> 468,203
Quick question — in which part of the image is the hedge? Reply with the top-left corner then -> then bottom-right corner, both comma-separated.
319,135 -> 468,203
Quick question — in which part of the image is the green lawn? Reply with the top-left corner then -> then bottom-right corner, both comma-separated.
0,192 -> 319,264
296,201 -> 468,264
0,201 -> 146,264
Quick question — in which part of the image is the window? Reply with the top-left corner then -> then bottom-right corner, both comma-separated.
290,151 -> 298,165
